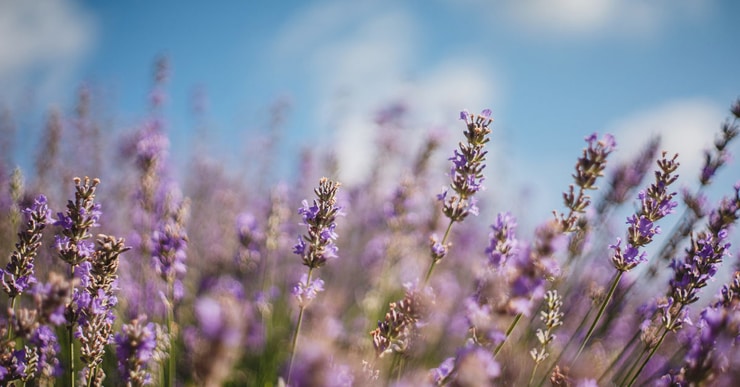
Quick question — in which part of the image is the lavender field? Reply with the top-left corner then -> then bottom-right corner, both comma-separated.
0,53 -> 739,386
2,2 -> 740,386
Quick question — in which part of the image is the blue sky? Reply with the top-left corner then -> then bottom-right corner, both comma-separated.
1,0 -> 739,225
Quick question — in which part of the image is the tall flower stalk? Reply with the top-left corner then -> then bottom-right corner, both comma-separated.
151,187 -> 189,387
574,152 -> 679,363
54,177 -> 102,387
1,195 -> 52,336
623,182 -> 740,386
287,177 -> 342,385
426,108 -> 493,284
499,133 -> 614,359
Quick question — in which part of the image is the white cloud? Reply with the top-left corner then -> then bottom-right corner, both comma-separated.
607,98 -> 726,187
271,1 -> 501,185
0,0 -> 95,101
502,0 -> 713,38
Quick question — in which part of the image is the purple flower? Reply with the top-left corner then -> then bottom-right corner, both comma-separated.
439,108 -> 493,223
485,212 -> 518,267
115,315 -> 158,385
298,199 -> 320,224
151,209 -> 188,283
292,274 -> 325,307
430,357 -> 455,384
31,325 -> 62,379
53,212 -> 74,230
134,125 -> 170,170
23,194 -> 53,224
294,178 -> 342,269
459,109 -> 470,121
293,237 -> 307,256
610,153 -> 679,272
430,234 -> 448,260
54,177 -> 102,266
1,194 -> 52,298
610,238 -> 647,271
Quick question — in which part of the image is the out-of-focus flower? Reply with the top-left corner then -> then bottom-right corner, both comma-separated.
115,315 -> 158,386
485,212 -> 518,268
291,274 -> 325,307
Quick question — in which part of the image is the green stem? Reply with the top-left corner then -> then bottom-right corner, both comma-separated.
618,345 -> 648,386
528,362 -> 540,387
166,279 -> 176,387
69,263 -> 77,387
69,321 -> 75,387
597,328 -> 640,384
424,219 -> 455,286
87,366 -> 96,387
573,270 -> 623,363
7,296 -> 16,340
386,353 -> 401,387
287,267 -> 314,385
494,313 -> 522,357
396,356 -> 405,383
626,329 -> 669,387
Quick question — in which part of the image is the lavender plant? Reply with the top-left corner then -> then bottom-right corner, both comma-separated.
426,109 -> 493,284
287,177 -> 342,385
573,151 -> 679,363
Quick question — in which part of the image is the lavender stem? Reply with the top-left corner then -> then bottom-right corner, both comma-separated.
494,312 -> 522,356
574,270 -> 623,363
287,266 -> 314,385
424,218 -> 454,285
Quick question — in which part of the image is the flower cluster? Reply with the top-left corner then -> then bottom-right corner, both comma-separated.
507,220 -> 563,316
151,190 -> 189,290
184,283 -> 247,386
54,177 -> 102,267
485,212 -> 518,268
558,133 -> 616,232
610,152 -> 679,272
293,177 -> 342,269
437,109 -> 493,222
234,212 -> 264,271
665,184 -> 740,324
76,235 -> 130,384
291,273 -> 324,307
660,270 -> 740,385
1,195 -> 52,298
115,315 -> 158,386
370,284 -> 433,357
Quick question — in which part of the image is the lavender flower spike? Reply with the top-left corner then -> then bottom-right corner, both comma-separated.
293,177 -> 342,269
426,109 -> 493,283
55,177 -> 102,267
611,152 -> 679,272
485,212 -> 518,268
288,177 -> 342,385
1,194 -> 52,299
115,315 -> 158,386
440,109 -> 493,223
